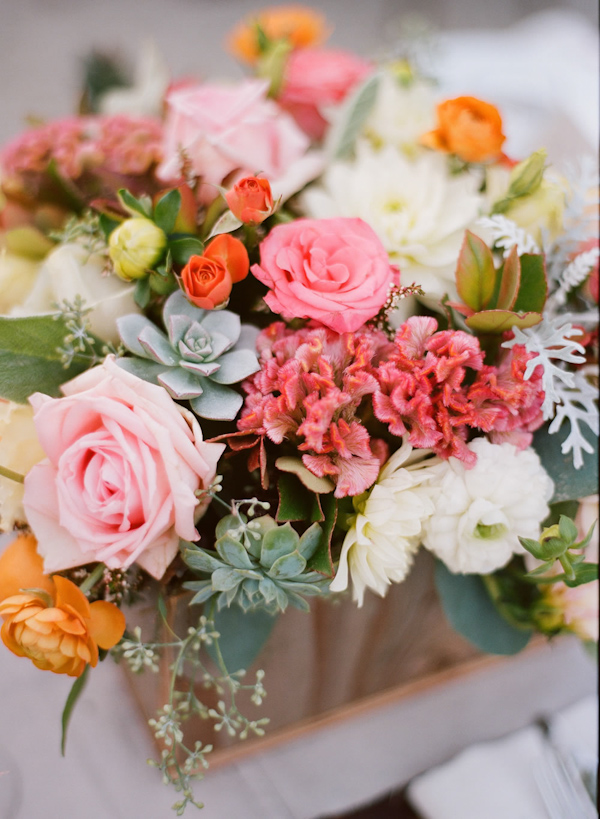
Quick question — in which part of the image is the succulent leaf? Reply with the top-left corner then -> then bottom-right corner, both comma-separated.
261,523 -> 300,568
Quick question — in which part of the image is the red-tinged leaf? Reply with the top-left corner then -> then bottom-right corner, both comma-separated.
466,309 -> 543,334
513,254 -> 547,313
455,230 -> 496,312
445,300 -> 475,318
496,246 -> 521,310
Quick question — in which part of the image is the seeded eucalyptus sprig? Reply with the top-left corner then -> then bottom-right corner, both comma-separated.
520,514 -> 598,587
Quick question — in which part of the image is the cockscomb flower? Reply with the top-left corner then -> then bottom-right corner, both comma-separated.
238,322 -> 392,497
373,316 -> 497,465
1,115 -> 163,182
117,290 -> 260,420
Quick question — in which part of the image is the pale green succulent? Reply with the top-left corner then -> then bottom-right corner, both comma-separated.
182,514 -> 330,613
116,290 -> 259,420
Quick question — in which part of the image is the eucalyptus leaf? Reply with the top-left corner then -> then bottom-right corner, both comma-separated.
0,315 -> 93,402
533,424 -> 598,503
326,71 -> 380,159
206,606 -> 277,673
434,561 -> 532,655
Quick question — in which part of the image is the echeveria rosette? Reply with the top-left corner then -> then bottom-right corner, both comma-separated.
116,290 -> 260,420
182,514 -> 330,614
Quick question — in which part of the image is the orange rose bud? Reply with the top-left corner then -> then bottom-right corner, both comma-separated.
421,96 -> 506,164
228,5 -> 327,64
225,176 -> 274,225
204,234 -> 250,283
0,534 -> 126,677
181,255 -> 233,310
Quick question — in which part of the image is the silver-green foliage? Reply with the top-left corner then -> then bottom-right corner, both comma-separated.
182,515 -> 330,613
116,290 -> 259,420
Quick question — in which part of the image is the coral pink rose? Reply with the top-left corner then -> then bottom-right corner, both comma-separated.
23,357 -> 225,580
158,78 -> 323,201
279,49 -> 373,140
251,217 -> 396,333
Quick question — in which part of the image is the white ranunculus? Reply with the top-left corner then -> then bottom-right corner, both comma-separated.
0,400 -> 45,532
301,141 -> 482,301
0,250 -> 39,313
330,441 -> 439,606
11,243 -> 140,343
364,73 -> 436,155
422,438 -> 554,575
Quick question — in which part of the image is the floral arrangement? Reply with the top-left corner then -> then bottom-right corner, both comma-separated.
0,5 -> 598,813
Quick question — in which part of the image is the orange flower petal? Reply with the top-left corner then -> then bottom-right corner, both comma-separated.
53,576 -> 91,620
88,601 -> 126,650
59,634 -> 78,658
0,534 -> 54,603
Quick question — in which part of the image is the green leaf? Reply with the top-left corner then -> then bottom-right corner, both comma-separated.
565,562 -> 598,587
326,72 -> 380,160
434,561 -> 532,655
182,545 -> 224,574
153,189 -> 181,235
466,309 -> 542,334
268,551 -> 307,579
206,606 -> 277,673
543,500 -> 579,528
298,523 -> 323,561
98,212 -> 121,241
216,535 -> 255,569
495,246 -> 521,310
169,235 -> 204,266
118,188 -> 151,218
0,315 -> 93,402
133,277 -> 151,309
276,472 -> 325,522
61,665 -> 90,756
275,456 -> 335,494
558,515 -> 578,546
306,493 -> 337,576
532,424 -> 599,503
512,254 -> 547,313
455,230 -> 496,312
537,536 -> 567,560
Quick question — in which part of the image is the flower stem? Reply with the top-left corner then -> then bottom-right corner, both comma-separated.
79,563 -> 106,595
0,464 -> 25,484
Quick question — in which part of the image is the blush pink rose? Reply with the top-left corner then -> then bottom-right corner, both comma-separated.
251,217 -> 396,333
22,357 -> 225,580
279,49 -> 373,140
157,78 -> 323,201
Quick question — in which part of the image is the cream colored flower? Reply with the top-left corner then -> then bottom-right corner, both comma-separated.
330,441 -> 439,606
0,249 -> 39,313
422,438 -> 554,574
11,243 -> 140,343
301,141 -> 482,301
364,72 -> 436,156
0,400 -> 45,532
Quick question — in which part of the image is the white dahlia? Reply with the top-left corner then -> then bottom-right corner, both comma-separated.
422,438 -> 554,575
330,441 -> 439,606
301,141 -> 482,301
363,73 -> 436,155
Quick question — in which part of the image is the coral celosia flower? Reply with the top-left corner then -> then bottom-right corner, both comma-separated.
0,534 -> 125,677
238,322 -> 392,497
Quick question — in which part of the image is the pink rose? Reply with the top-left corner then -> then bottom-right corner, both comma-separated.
23,357 -> 225,580
158,78 -> 323,201
279,49 -> 373,140
251,217 -> 396,333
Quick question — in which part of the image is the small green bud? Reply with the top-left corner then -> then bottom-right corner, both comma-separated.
108,217 -> 167,281
507,149 -> 547,199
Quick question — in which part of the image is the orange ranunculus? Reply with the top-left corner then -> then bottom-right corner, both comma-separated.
227,5 -> 328,64
421,96 -> 506,164
0,534 -> 125,677
225,176 -> 274,225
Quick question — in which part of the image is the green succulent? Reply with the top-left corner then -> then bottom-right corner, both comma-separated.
182,514 -> 330,614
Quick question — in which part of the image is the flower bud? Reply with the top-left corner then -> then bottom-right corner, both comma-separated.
225,176 -> 274,225
181,255 -> 233,310
108,217 -> 167,281
507,149 -> 546,199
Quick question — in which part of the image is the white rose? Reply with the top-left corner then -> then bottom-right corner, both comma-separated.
10,243 -> 140,343
301,141 -> 482,301
330,441 -> 439,606
422,438 -> 554,574
0,400 -> 45,532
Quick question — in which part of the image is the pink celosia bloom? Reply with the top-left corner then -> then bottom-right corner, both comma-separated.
1,115 -> 163,181
238,322 -> 392,497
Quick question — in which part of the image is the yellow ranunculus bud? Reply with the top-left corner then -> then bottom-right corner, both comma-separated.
108,217 -> 166,281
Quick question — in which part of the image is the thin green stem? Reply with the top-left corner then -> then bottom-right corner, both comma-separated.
0,464 -> 25,484
79,563 -> 106,595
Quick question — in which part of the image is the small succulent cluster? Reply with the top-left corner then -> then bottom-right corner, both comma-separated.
182,514 -> 330,613
116,290 -> 259,420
